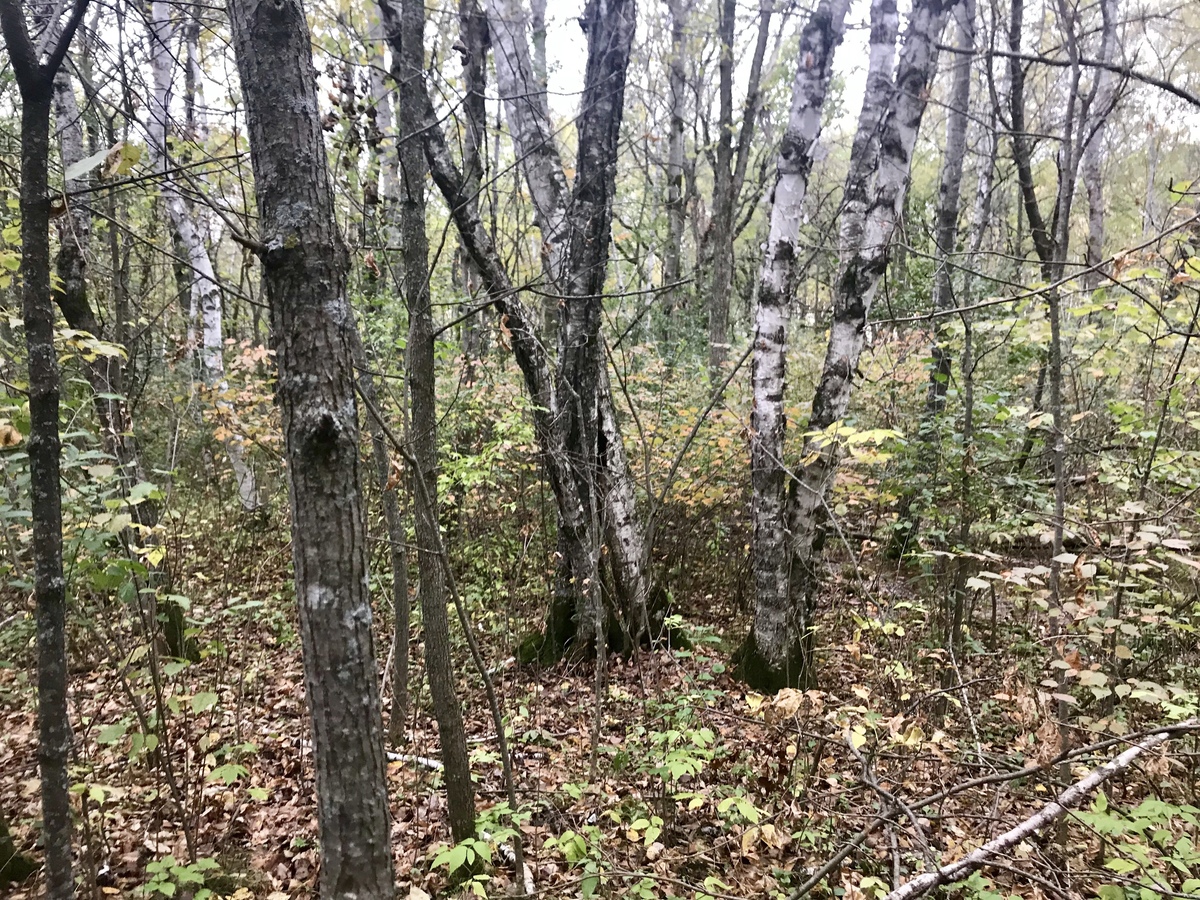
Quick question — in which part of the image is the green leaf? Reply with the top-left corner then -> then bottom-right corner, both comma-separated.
96,723 -> 128,745
191,692 -> 219,714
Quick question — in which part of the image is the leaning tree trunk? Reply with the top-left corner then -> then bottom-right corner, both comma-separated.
740,0 -> 852,691
744,0 -> 958,690
0,3 -> 89,898
226,1 -> 395,897
391,0 -> 476,843
147,0 -> 261,513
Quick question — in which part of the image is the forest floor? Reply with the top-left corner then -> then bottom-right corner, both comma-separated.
1,542 -> 1196,900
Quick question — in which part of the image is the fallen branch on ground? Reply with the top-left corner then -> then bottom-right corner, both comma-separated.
881,719 -> 1200,900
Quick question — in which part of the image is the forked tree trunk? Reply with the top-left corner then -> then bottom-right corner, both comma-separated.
743,0 -> 958,690
0,3 -> 90,897
147,0 -> 261,513
226,1 -> 395,896
445,0 -> 649,657
740,0 -> 851,690
391,0 -> 476,842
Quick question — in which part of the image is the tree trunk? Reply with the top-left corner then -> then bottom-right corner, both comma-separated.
1081,0 -> 1117,290
0,3 -> 90,898
740,0 -> 852,691
836,0 -> 899,256
425,0 -> 649,657
661,0 -> 690,344
350,333 -> 411,747
226,1 -> 395,896
361,16 -> 411,747
147,0 -> 262,513
707,0 -> 773,381
888,0 -> 974,558
744,0 -> 957,690
457,0 -> 489,372
392,0 -> 477,842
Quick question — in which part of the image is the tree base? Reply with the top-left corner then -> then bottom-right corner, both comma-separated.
0,817 -> 37,888
733,630 -> 810,692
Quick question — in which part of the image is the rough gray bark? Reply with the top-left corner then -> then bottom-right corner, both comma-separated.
147,0 -> 261,513
1081,0 -> 1117,289
225,0 -> 395,896
661,0 -> 690,342
0,3 -> 90,898
392,0 -> 476,842
744,0 -> 958,690
706,0 -> 773,380
740,0 -> 851,690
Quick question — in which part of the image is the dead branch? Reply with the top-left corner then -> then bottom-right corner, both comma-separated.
882,719 -> 1200,900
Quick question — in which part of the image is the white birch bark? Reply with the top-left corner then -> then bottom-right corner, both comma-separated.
744,0 -> 852,688
837,0 -> 899,254
485,0 -> 570,284
782,0 -> 959,678
147,0 -> 261,512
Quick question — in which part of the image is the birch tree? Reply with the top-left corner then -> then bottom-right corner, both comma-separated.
743,0 -> 960,689
146,0 -> 261,512
740,0 -> 851,689
386,0 -> 651,658
226,0 -> 395,894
